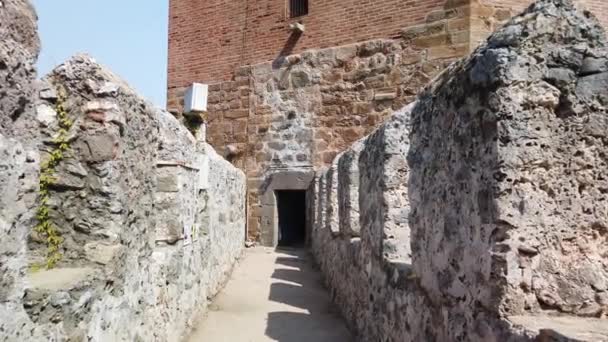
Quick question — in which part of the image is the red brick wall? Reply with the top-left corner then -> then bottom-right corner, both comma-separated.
168,0 -> 449,91
168,0 -> 246,90
167,0 -> 607,109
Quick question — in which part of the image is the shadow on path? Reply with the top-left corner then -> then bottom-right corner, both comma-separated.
186,247 -> 352,342
265,247 -> 352,342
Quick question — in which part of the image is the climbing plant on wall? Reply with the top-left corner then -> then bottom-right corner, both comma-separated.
34,88 -> 73,269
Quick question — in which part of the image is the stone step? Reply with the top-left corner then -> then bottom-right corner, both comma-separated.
27,267 -> 98,291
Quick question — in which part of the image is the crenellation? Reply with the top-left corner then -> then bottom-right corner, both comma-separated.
311,0 -> 608,340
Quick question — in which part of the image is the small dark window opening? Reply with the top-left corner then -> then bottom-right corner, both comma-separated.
290,0 -> 308,18
276,190 -> 307,247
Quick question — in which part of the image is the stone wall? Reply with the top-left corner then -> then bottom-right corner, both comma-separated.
0,0 -> 46,340
481,0 -> 608,29
310,0 -> 608,341
0,23 -> 247,340
311,105 -> 420,341
410,0 -> 608,324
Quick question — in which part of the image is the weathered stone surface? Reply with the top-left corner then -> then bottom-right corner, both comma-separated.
0,0 -> 39,135
83,242 -> 121,265
39,85 -> 57,101
311,104 -> 418,341
311,1 -> 608,341
575,72 -> 608,104
410,0 -> 608,333
580,57 -> 608,76
509,315 -> 608,341
1,38 -> 246,341
0,0 -> 48,340
156,167 -> 180,193
75,133 -> 120,162
35,104 -> 57,126
3,0 -> 607,341
27,268 -> 98,291
224,109 -> 249,119
291,70 -> 311,88
19,55 -> 246,341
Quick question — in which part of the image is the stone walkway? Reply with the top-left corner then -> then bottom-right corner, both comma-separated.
187,247 -> 353,342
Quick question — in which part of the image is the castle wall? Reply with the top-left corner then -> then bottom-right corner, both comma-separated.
471,0 -> 608,48
1,41 -> 247,341
483,0 -> 608,28
168,0 -> 608,243
0,0 -> 47,339
27,56 -> 246,341
311,105 -> 437,341
169,2 -> 472,242
1,0 -> 606,340
310,1 -> 608,340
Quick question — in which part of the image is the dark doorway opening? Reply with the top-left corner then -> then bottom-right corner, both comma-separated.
276,190 -> 306,247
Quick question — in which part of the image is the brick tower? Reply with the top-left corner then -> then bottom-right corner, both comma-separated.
167,0 -> 608,244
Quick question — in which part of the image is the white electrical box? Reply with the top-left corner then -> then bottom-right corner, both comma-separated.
184,83 -> 208,113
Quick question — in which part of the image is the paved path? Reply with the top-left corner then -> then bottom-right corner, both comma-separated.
187,247 -> 353,342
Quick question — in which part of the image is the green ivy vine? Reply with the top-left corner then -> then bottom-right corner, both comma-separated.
34,88 -> 73,269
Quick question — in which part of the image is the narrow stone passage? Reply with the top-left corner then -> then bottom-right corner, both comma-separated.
187,248 -> 353,342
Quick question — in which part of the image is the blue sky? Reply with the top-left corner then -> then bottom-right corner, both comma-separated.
33,0 -> 169,107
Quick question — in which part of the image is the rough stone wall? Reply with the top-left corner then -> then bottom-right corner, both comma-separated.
0,0 -> 46,340
409,0 -> 608,323
468,0 -> 608,52
311,0 -> 608,341
1,50 -> 246,340
311,106 -> 422,341
0,0 -> 39,136
480,0 -> 608,30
